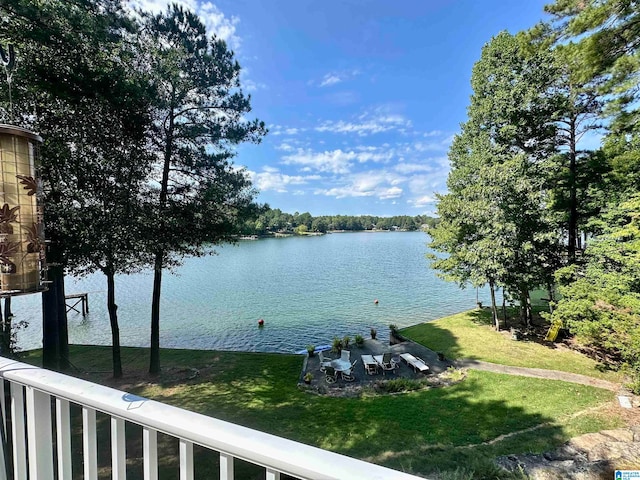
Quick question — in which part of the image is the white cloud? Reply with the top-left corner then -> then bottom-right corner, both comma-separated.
248,169 -> 320,193
315,108 -> 411,136
408,195 -> 436,208
128,1 -> 241,50
275,142 -> 295,152
423,130 -> 444,137
269,125 -> 305,136
320,75 -> 342,87
243,78 -> 267,92
315,170 -> 405,200
282,149 -> 355,174
316,69 -> 360,88
281,148 -> 394,174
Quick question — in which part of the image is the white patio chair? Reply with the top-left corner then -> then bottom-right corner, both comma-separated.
340,349 -> 350,362
318,351 -> 332,372
341,359 -> 358,382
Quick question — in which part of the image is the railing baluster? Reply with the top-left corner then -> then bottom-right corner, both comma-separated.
55,398 -> 72,480
0,357 -> 425,480
179,439 -> 193,480
25,386 -> 53,480
0,380 -> 5,437
10,383 -> 26,480
220,452 -> 234,480
111,417 -> 126,480
266,468 -> 281,480
83,407 -> 98,480
143,427 -> 158,480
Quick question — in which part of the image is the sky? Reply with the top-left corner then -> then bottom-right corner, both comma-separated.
131,0 -> 551,217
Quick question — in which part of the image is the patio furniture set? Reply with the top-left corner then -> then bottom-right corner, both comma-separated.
318,350 -> 430,383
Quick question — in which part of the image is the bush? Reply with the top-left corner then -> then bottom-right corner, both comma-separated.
376,378 -> 423,393
332,337 -> 343,353
370,327 -> 377,340
342,335 -> 351,349
354,334 -> 364,347
389,324 -> 398,334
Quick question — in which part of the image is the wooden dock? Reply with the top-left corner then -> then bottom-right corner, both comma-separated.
65,293 -> 89,316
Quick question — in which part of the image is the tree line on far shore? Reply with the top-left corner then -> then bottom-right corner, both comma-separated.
238,208 -> 438,235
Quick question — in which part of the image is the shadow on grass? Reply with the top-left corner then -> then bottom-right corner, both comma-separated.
21,343 -> 609,479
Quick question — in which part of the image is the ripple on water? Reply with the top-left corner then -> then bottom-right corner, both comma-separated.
12,232 -> 489,353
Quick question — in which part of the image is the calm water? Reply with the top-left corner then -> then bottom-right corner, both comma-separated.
12,232 -> 488,353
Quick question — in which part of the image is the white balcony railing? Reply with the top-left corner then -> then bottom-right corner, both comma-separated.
0,356 -> 425,480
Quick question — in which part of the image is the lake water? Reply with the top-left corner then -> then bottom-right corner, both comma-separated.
12,231 -> 488,353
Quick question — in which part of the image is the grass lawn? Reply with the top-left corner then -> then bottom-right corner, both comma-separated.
401,308 -> 624,382
21,345 -> 622,479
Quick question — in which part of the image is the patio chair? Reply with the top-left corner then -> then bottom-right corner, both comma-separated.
373,352 -> 397,374
341,360 -> 358,382
340,349 -> 350,362
324,366 -> 338,384
318,351 -> 332,372
400,353 -> 430,374
363,356 -> 378,375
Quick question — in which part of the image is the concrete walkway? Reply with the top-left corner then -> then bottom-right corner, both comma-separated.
391,336 -> 621,391
453,358 -> 621,391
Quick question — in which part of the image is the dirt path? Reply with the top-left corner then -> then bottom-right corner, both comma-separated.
453,358 -> 621,391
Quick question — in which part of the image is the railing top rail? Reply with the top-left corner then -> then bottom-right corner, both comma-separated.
0,357 -> 425,480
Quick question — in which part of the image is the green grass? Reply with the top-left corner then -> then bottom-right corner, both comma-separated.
20,345 -> 622,479
401,309 -> 623,382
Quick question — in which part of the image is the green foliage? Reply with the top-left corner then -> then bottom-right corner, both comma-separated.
354,334 -> 364,347
370,327 -> 377,340
240,208 -> 436,235
376,378 -> 424,393
294,224 -> 308,235
430,31 -> 562,327
342,335 -> 351,349
331,336 -> 343,353
550,196 -> 640,390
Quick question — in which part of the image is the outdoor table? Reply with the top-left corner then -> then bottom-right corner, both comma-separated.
361,354 -> 378,375
331,359 -> 351,373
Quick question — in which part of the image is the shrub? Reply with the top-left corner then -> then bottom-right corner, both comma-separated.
370,327 -> 377,340
306,345 -> 315,357
377,378 -> 423,393
389,324 -> 398,334
342,335 -> 351,349
354,334 -> 364,347
332,337 -> 343,353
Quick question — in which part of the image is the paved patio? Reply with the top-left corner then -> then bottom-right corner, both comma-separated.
300,337 -> 455,392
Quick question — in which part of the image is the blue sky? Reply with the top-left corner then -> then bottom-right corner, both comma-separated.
133,0 -> 551,216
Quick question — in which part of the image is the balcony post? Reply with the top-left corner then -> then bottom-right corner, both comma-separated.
25,387 -> 54,480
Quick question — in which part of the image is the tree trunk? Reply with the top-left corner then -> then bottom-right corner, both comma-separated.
149,251 -> 163,375
106,269 -> 122,378
42,264 -> 65,370
520,288 -> 533,327
568,116 -> 578,264
547,284 -> 555,314
489,279 -> 499,330
501,288 -> 508,328
0,299 -> 7,355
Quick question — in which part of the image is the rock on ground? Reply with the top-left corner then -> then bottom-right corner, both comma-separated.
496,427 -> 640,479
